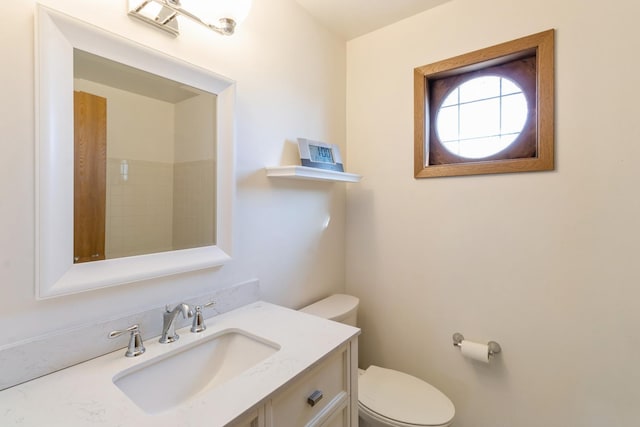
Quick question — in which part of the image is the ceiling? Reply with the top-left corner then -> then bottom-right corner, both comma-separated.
295,0 -> 452,40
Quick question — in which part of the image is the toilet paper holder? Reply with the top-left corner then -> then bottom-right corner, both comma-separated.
452,332 -> 501,357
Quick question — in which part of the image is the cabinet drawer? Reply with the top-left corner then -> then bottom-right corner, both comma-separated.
268,347 -> 347,427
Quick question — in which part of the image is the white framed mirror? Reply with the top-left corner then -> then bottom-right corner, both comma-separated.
35,5 -> 235,299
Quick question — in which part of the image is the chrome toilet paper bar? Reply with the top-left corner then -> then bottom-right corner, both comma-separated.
452,332 -> 502,357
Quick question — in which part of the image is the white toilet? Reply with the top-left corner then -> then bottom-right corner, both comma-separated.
301,294 -> 455,427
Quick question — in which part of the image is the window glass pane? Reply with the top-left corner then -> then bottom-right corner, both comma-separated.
441,88 -> 458,107
501,93 -> 528,134
459,76 -> 500,103
442,141 -> 460,156
459,136 -> 511,159
501,78 -> 522,95
459,98 -> 500,139
500,133 -> 519,146
435,76 -> 529,160
436,106 -> 459,142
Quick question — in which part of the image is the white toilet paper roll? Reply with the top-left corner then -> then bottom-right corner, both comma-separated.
460,340 -> 490,363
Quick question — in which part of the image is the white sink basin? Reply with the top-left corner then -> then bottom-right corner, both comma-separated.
113,329 -> 280,414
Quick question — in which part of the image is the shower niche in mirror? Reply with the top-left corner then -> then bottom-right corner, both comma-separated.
36,5 -> 235,298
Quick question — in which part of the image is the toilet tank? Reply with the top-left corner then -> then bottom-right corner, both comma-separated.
300,294 -> 359,327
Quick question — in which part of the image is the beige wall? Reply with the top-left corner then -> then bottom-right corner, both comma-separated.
0,0 -> 345,346
346,0 -> 640,425
174,93 -> 216,162
173,94 -> 216,249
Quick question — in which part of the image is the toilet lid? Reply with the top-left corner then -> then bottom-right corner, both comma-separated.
359,366 -> 454,426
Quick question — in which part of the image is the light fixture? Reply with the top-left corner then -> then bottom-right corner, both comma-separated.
128,0 -> 252,36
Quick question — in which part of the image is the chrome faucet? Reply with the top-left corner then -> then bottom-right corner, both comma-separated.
159,303 -> 192,343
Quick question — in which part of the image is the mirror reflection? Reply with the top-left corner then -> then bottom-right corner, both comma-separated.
73,50 -> 216,263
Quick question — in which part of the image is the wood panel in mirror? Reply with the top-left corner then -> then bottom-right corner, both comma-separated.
73,91 -> 107,263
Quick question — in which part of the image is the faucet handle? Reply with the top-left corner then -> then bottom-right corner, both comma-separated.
191,301 -> 216,333
109,324 -> 146,357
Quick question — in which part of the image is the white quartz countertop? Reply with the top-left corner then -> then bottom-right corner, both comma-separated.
0,301 -> 360,426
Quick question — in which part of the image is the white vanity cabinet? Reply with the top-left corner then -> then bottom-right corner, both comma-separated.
229,339 -> 358,427
0,302 -> 359,427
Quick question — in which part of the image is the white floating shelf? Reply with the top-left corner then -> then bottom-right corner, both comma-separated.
266,166 -> 362,183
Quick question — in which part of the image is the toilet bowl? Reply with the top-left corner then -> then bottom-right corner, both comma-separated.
300,294 -> 455,427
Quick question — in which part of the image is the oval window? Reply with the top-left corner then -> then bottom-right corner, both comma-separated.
435,76 -> 528,159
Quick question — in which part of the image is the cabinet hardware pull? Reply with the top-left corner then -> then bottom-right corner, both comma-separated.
307,390 -> 323,407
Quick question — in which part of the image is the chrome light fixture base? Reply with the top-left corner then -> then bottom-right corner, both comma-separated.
128,0 -> 237,36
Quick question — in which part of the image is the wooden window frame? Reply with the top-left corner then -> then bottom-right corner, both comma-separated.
414,29 -> 555,178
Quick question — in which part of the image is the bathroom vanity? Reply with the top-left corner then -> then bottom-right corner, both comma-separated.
0,302 -> 359,426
